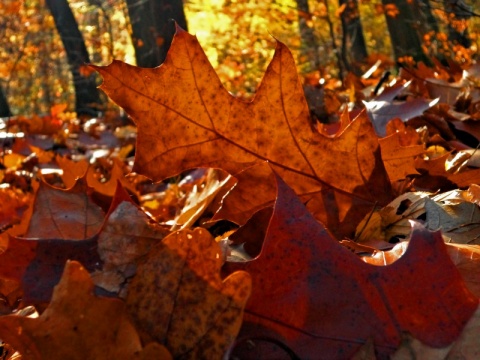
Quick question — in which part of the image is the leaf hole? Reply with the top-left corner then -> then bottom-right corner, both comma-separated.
396,199 -> 412,215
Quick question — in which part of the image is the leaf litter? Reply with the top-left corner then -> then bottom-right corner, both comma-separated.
0,26 -> 479,359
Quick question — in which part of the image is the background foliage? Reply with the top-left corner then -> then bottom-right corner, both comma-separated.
0,0 -> 478,115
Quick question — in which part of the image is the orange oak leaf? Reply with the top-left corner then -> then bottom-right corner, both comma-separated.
56,155 -> 89,189
126,228 -> 251,359
86,158 -> 137,199
25,176 -> 104,240
93,25 -> 392,239
57,156 -> 137,201
379,132 -> 425,182
0,187 -> 31,231
0,261 -> 163,359
414,152 -> 480,191
224,173 -> 478,359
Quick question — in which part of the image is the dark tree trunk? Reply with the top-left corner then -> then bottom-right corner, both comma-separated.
295,0 -> 321,71
339,0 -> 368,74
45,0 -> 101,116
443,0 -> 472,48
126,0 -> 188,68
382,0 -> 429,64
414,0 -> 439,34
0,85 -> 12,117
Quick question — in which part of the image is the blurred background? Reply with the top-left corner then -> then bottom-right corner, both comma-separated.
0,0 -> 478,117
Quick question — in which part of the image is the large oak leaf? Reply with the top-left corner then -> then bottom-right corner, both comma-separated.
225,172 -> 478,359
93,26 -> 392,239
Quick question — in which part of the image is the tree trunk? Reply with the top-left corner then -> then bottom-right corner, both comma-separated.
0,85 -> 12,117
45,0 -> 101,116
126,0 -> 188,68
414,0 -> 439,35
339,0 -> 368,74
443,0 -> 472,48
295,0 -> 321,71
382,0 -> 429,64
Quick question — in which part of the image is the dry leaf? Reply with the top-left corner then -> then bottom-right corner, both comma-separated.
126,227 -> 251,358
379,132 -> 424,181
225,173 -> 477,359
93,25 -> 393,239
25,176 -> 104,240
0,261 -> 143,360
93,184 -> 168,295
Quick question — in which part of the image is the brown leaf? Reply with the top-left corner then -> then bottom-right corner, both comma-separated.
379,132 -> 424,181
25,176 -> 104,240
172,169 -> 233,230
126,228 -> 251,359
355,191 -> 429,243
0,261 -> 143,360
92,184 -> 168,295
93,25 -> 393,239
446,244 -> 480,298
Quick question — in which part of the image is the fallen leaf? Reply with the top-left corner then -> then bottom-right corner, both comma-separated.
447,244 -> 480,298
390,305 -> 480,359
0,235 -> 101,305
126,227 -> 251,359
86,158 -> 136,198
355,191 -> 429,243
172,169 -> 232,230
351,338 -> 377,360
390,332 -> 452,360
225,173 -> 478,359
355,189 -> 480,245
0,261 -> 143,360
425,78 -> 464,106
425,193 -> 480,244
25,176 -> 104,240
374,80 -> 411,102
364,97 -> 438,137
56,156 -> 88,189
385,118 -> 422,146
92,184 -> 168,295
363,241 -> 480,298
379,132 -> 424,181
138,342 -> 173,360
0,187 -> 31,231
93,25 -> 393,239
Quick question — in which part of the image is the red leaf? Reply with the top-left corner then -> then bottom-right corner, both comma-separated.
225,172 -> 478,358
0,236 -> 101,305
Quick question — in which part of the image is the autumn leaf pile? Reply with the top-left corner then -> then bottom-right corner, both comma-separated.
0,26 -> 480,359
